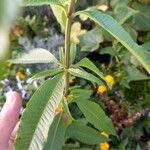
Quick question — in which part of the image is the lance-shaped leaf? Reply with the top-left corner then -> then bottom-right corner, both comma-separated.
59,47 -> 64,65
74,58 -> 105,81
11,48 -> 59,64
51,5 -> 67,32
76,9 -> 150,75
70,88 -> 93,101
70,43 -> 77,64
68,68 -> 104,85
76,100 -> 116,135
23,0 -> 66,6
27,68 -> 63,83
15,74 -> 65,150
62,97 -> 75,121
65,121 -> 109,145
43,113 -> 65,150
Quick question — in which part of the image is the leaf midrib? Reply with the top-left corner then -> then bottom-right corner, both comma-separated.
78,102 -> 101,128
29,75 -> 63,148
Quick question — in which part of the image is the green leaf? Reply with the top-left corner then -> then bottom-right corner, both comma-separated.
143,94 -> 150,108
79,27 -> 103,52
70,88 -> 93,100
110,0 -> 128,9
76,9 -> 150,75
63,97 -> 75,121
11,48 -> 59,64
66,121 -> 109,145
70,43 -> 77,64
59,47 -> 64,65
23,0 -> 67,31
125,66 -> 150,82
68,68 -> 104,85
101,28 -> 114,42
23,0 -> 66,6
27,68 -> 63,83
124,25 -> 137,41
74,58 -> 105,81
0,60 -> 6,80
132,3 -> 150,31
142,42 -> 150,51
15,74 -> 65,149
114,6 -> 133,24
51,5 -> 67,32
100,47 -> 116,56
119,138 -> 128,150
76,100 -> 116,135
43,113 -> 65,150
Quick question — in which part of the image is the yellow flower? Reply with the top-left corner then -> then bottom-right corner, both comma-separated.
100,142 -> 109,150
100,132 -> 109,150
104,75 -> 115,86
55,104 -> 63,113
16,71 -> 25,80
101,131 -> 109,138
97,85 -> 107,94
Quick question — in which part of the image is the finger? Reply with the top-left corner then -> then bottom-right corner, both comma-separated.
0,91 -> 22,147
8,122 -> 20,150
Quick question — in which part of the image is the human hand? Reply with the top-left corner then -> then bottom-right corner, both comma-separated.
0,92 -> 22,150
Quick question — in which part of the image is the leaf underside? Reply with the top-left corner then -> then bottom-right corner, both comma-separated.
23,0 -> 65,6
11,48 -> 59,64
15,74 -> 64,150
27,68 -> 63,83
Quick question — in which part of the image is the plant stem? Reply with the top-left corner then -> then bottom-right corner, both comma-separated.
64,0 -> 75,97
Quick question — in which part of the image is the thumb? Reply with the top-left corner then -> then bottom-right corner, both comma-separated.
8,122 -> 20,150
0,91 -> 22,149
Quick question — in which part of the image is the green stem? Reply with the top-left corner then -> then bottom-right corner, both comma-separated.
64,0 -> 75,97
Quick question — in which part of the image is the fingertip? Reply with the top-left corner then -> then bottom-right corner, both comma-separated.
6,91 -> 22,107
